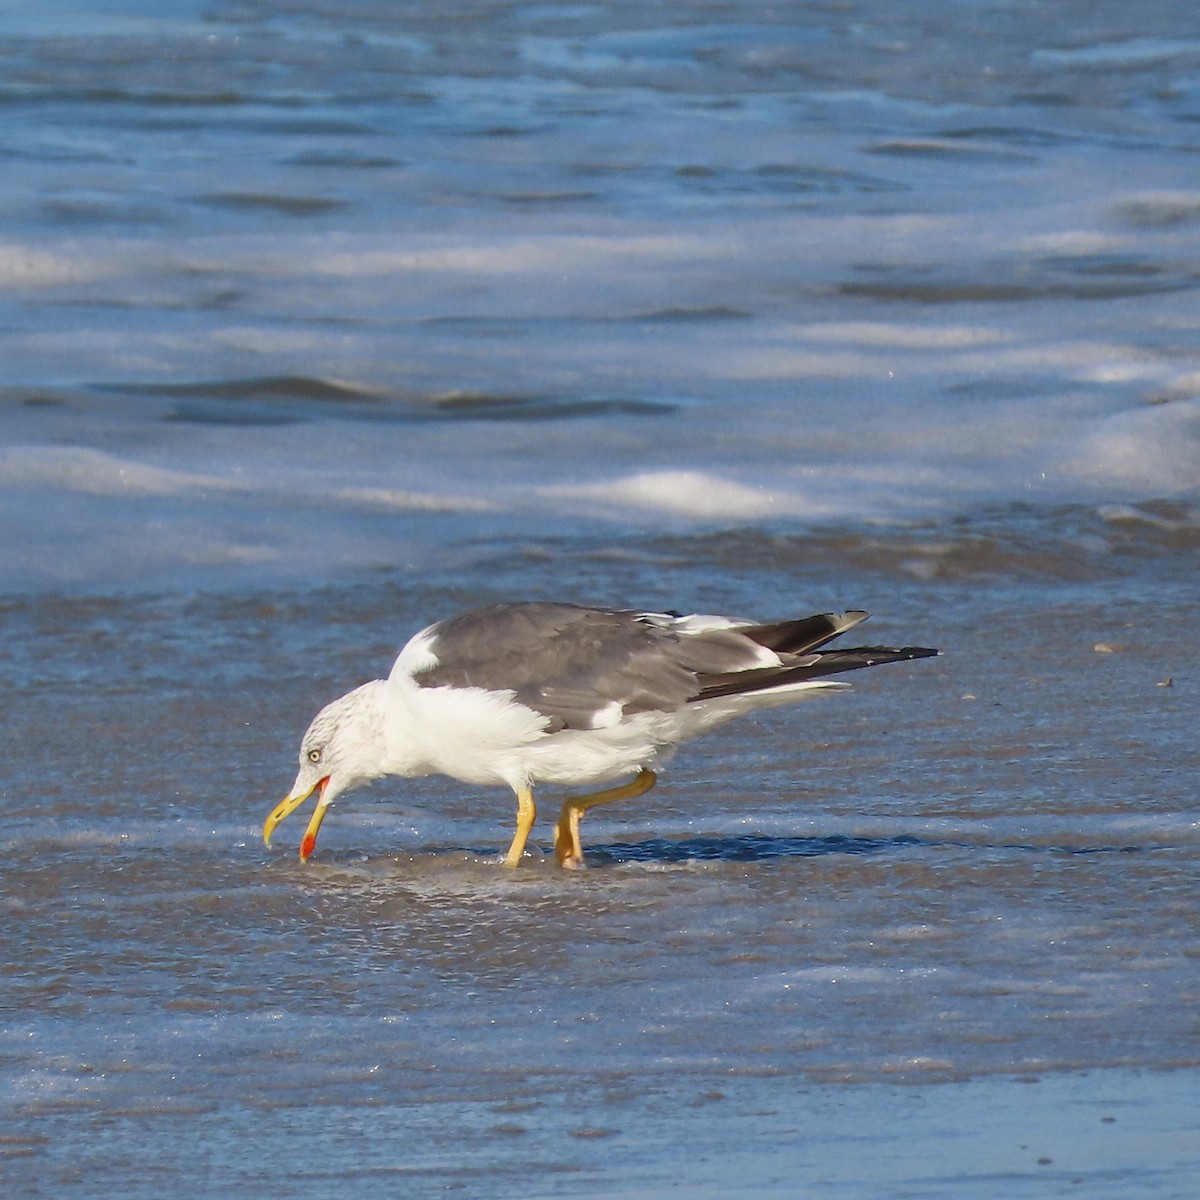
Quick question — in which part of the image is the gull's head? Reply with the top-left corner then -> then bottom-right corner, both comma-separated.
263,681 -> 387,861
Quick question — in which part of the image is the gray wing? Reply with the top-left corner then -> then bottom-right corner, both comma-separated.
410,602 -> 775,731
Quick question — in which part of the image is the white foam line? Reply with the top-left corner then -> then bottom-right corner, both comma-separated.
0,446 -> 494,514
330,485 -> 494,514
307,232 -> 728,278
0,446 -> 236,497
0,242 -> 114,288
793,322 -> 1010,350
539,470 -> 827,521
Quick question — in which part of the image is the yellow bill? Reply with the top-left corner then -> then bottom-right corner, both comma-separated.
263,776 -> 330,861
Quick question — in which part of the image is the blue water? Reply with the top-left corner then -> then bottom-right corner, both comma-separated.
1,0 -> 1198,589
2,3 -> 1199,1197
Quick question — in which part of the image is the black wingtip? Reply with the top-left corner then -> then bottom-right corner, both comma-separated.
694,641 -> 939,700
828,645 -> 940,667
744,609 -> 871,656
896,645 -> 940,660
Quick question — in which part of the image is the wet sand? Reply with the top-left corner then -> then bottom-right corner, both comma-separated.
3,558 -> 1197,1198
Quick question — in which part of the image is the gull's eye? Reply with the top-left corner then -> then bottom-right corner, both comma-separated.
307,748 -> 323,764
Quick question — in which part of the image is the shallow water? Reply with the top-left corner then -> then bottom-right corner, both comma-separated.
4,563 -> 1198,1196
2,2 -> 1199,1196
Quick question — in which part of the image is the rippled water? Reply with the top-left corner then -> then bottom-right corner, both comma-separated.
2,2 -> 1199,1196
5,562 -> 1197,1196
2,0 -> 1199,588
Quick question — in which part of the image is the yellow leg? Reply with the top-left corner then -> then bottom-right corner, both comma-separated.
501,786 -> 537,868
554,769 -> 657,869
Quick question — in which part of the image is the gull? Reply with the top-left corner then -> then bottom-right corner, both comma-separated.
263,601 -> 937,867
